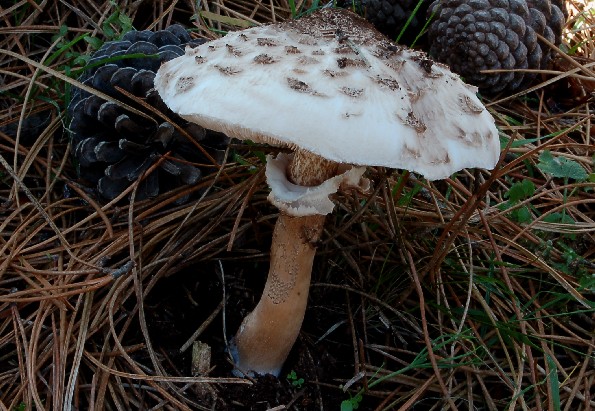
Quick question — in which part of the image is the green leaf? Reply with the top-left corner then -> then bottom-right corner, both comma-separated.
505,179 -> 535,203
340,401 -> 354,411
542,212 -> 575,225
51,24 -> 68,44
340,393 -> 363,411
103,24 -> 115,39
353,394 -> 362,409
510,206 -> 532,223
118,13 -> 133,32
73,54 -> 90,66
579,274 -> 595,293
537,150 -> 588,181
84,35 -> 103,50
497,201 -> 513,211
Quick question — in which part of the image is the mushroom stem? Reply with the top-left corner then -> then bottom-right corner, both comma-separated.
231,150 -> 338,376
231,213 -> 324,376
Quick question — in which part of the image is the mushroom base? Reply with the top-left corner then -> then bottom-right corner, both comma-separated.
230,213 -> 325,377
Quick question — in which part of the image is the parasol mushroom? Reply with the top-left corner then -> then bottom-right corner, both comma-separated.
154,8 -> 500,377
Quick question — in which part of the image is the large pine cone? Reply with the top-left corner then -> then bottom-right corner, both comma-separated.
68,25 -> 229,202
427,0 -> 567,94
339,0 -> 430,43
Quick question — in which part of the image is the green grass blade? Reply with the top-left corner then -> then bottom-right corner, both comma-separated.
547,355 -> 561,411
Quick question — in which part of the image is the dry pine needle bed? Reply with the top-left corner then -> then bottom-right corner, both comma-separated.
0,1 -> 593,410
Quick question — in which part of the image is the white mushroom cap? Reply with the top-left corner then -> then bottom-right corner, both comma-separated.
154,8 -> 500,181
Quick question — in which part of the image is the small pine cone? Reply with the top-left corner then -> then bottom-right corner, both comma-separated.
339,0 -> 430,43
0,110 -> 52,146
68,25 -> 229,202
427,0 -> 567,94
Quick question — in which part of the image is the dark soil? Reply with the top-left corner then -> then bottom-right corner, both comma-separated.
142,256 -> 379,410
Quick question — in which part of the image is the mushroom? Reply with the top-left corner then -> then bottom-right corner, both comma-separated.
154,8 -> 500,377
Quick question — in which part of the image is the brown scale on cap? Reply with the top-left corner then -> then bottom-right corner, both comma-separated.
335,44 -> 356,54
214,65 -> 241,75
341,86 -> 364,98
375,76 -> 400,91
287,77 -> 312,93
415,56 -> 434,74
175,76 -> 194,92
403,145 -> 422,159
458,94 -> 485,114
404,111 -> 427,134
337,57 -> 367,69
323,69 -> 347,78
383,58 -> 406,72
253,54 -> 277,64
285,45 -> 301,54
226,44 -> 241,56
297,55 -> 319,65
257,37 -> 278,47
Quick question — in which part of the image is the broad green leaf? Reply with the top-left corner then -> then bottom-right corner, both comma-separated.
505,179 -> 535,203
103,24 -> 115,39
340,401 -> 354,411
118,13 -> 133,32
510,206 -> 532,223
537,150 -> 588,181
84,35 -> 103,50
542,212 -> 575,225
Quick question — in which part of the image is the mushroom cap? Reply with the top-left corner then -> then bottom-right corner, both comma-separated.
155,8 -> 500,181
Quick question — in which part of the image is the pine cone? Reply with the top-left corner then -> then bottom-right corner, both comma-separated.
339,0 -> 430,43
68,25 -> 229,202
0,110 -> 52,146
427,0 -> 567,94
